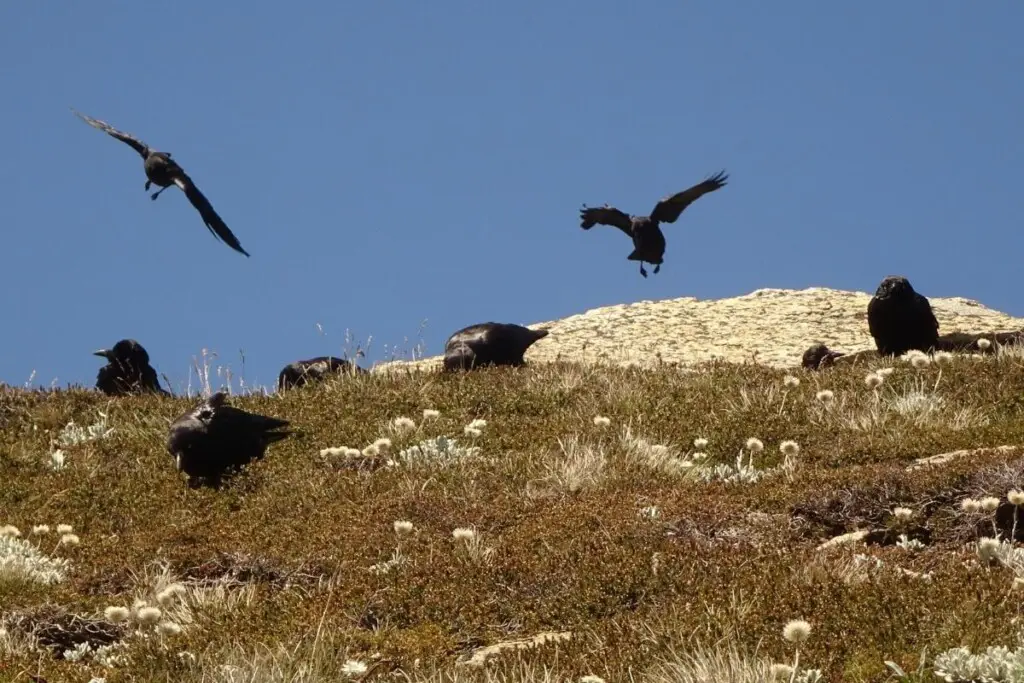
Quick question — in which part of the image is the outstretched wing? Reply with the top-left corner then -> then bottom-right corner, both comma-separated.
579,204 -> 633,237
649,170 -> 729,224
173,175 -> 251,257
72,108 -> 151,159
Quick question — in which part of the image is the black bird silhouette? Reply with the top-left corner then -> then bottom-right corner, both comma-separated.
93,339 -> 170,396
277,356 -> 366,391
580,170 -> 728,277
166,392 -> 291,488
866,276 -> 940,357
72,109 -> 250,257
443,322 -> 550,372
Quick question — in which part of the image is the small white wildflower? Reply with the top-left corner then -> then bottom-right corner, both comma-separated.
981,496 -> 1001,513
893,507 -> 914,522
394,520 -> 414,534
51,449 -> 67,470
341,659 -> 368,677
779,440 -> 800,457
59,533 -> 80,546
343,447 -> 363,458
391,416 -> 416,432
580,676 -> 607,683
978,338 -> 992,350
464,426 -> 482,438
876,367 -> 895,377
692,451 -> 708,461
362,443 -> 380,457
770,663 -> 794,680
693,437 -> 709,450
782,618 -> 812,644
864,372 -> 883,389
910,353 -> 930,369
1009,490 -> 1024,506
815,389 -> 834,404
320,447 -> 345,457
467,418 -> 487,430
0,525 -> 22,538
31,524 -> 50,535
978,537 -> 1001,563
592,415 -> 611,427
157,621 -> 182,636
422,408 -> 441,420
56,524 -> 73,534
745,438 -> 764,453
452,527 -> 475,541
157,584 -> 186,606
782,375 -> 800,388
934,351 -> 954,364
104,606 -> 130,623
372,437 -> 392,453
961,498 -> 981,514
136,606 -> 162,625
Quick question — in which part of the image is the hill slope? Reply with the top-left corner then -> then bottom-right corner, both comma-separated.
377,286 -> 1024,372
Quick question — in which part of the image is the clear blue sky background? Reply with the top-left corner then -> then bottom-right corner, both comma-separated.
1,2 -> 1022,392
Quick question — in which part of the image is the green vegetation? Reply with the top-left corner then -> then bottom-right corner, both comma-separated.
3,348 -> 1024,682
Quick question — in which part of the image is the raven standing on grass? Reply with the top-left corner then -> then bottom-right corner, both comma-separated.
166,392 -> 291,488
866,275 -> 940,357
579,170 -> 728,277
443,322 -> 550,371
93,339 -> 170,396
72,109 -> 250,257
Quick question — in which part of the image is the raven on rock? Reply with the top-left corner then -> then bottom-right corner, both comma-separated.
443,322 -> 549,372
72,109 -> 250,257
166,392 -> 291,488
93,339 -> 170,396
866,276 -> 940,357
580,170 -> 728,277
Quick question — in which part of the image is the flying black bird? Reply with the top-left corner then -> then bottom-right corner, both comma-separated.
580,170 -> 729,277
443,322 -> 550,372
72,109 -> 250,257
866,276 -> 940,357
166,392 -> 291,488
93,339 -> 170,396
277,356 -> 366,391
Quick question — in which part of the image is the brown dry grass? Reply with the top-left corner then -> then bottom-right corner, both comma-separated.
4,346 -> 1024,682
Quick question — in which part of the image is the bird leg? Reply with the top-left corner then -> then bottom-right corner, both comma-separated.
150,185 -> 171,201
144,180 -> 152,191
653,264 -> 661,274
640,263 -> 648,278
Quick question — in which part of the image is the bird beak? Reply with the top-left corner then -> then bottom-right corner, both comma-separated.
93,348 -> 113,359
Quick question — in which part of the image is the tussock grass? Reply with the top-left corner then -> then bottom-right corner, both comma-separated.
4,349 -> 1024,682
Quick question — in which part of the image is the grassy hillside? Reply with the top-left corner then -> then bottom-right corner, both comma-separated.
3,349 -> 1024,682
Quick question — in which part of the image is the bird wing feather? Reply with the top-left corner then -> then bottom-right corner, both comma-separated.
579,205 -> 634,237
173,176 -> 251,257
72,109 -> 151,159
650,170 -> 729,224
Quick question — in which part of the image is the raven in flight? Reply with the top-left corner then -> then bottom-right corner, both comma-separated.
72,109 -> 250,257
580,170 -> 728,277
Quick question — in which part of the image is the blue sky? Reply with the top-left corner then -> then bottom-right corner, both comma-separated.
1,2 -> 1022,392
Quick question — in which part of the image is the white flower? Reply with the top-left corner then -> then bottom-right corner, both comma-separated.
909,353 -> 930,369
978,338 -> 992,350
452,527 -> 475,541
934,351 -> 954,364
782,375 -> 800,388
893,507 -> 914,522
59,533 -> 80,546
103,606 -> 130,623
56,524 -> 73,534
592,415 -> 611,427
745,438 -> 764,453
864,372 -> 883,389
422,409 -> 441,420
341,659 -> 368,677
51,450 -> 66,470
980,496 -> 1001,513
815,389 -> 834,404
580,676 -> 607,683
136,606 -> 162,625
464,427 -> 482,438
782,618 -> 812,644
394,520 -> 414,534
467,419 -> 487,430
0,525 -> 21,538
157,621 -> 182,636
693,437 -> 709,450
876,367 -> 895,377
770,663 -> 794,680
961,498 -> 981,514
31,524 -> 50,535
1009,490 -> 1024,506
779,441 -> 800,457
391,416 -> 416,432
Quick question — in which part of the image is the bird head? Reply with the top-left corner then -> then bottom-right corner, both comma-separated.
875,276 -> 914,299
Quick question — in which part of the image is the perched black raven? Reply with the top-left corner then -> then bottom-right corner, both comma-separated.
72,109 -> 250,257
580,170 -> 728,277
277,356 -> 365,391
166,392 -> 291,488
93,339 -> 169,396
443,322 -> 549,372
866,276 -> 939,357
